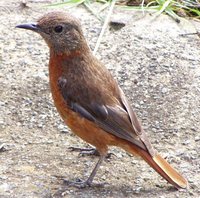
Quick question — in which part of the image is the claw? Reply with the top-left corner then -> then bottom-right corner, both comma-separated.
63,178 -> 91,188
68,146 -> 100,156
63,178 -> 106,188
68,146 -> 115,158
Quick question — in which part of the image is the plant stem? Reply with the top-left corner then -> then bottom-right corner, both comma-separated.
93,0 -> 116,55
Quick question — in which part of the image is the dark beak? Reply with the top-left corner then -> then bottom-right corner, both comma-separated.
16,23 -> 40,32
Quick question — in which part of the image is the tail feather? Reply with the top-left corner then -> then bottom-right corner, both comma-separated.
148,153 -> 187,189
123,143 -> 188,189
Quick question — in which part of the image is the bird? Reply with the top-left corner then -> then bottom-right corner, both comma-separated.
16,11 -> 188,189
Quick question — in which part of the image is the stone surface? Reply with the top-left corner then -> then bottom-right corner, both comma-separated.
0,1 -> 200,197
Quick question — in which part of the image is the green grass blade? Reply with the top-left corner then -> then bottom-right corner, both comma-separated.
120,5 -> 160,11
98,1 -> 110,13
47,0 -> 86,7
157,0 -> 173,15
84,0 -> 103,21
165,7 -> 180,21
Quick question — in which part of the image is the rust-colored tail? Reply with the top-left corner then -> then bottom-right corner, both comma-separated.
123,143 -> 188,189
152,153 -> 187,188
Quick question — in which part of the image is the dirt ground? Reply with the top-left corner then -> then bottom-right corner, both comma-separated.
0,0 -> 200,197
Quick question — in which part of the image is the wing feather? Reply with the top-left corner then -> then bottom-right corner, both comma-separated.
58,76 -> 153,153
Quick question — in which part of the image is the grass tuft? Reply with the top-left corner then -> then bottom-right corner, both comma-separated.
48,0 -> 200,20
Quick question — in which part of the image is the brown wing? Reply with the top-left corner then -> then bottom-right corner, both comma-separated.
58,76 -> 151,152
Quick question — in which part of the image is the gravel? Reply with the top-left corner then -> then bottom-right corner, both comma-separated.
0,0 -> 200,197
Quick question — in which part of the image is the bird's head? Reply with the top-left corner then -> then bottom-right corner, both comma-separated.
16,11 -> 89,55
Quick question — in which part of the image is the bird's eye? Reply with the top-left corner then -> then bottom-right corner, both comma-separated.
54,25 -> 63,33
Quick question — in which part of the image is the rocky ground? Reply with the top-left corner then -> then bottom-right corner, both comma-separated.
0,0 -> 200,197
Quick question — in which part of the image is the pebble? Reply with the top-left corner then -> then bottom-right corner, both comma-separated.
57,124 -> 68,133
0,143 -> 6,152
182,140 -> 190,145
161,87 -> 168,94
194,136 -> 200,141
0,183 -> 10,192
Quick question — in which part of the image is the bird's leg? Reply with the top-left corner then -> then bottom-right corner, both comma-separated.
86,154 -> 105,185
68,146 -> 100,156
64,154 -> 106,188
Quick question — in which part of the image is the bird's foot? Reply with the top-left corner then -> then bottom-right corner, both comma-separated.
53,175 -> 90,188
63,178 -> 106,188
68,146 -> 114,158
64,178 -> 90,188
53,178 -> 93,196
68,146 -> 100,156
